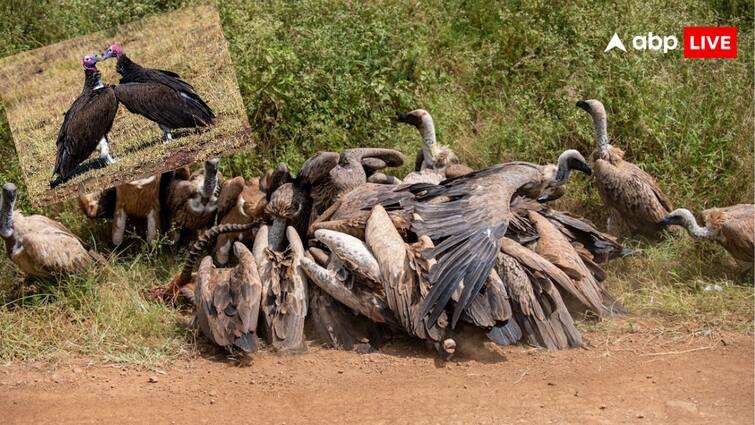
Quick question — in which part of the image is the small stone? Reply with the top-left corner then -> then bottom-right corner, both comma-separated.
209,390 -> 218,397
463,384 -> 468,389
599,405 -> 606,410
148,376 -> 159,383
209,399 -> 215,405
337,370 -> 344,374
636,414 -> 644,419
547,382 -> 555,386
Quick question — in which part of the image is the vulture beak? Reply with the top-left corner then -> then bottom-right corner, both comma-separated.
574,160 -> 592,176
101,48 -> 114,60
576,100 -> 591,112
397,112 -> 421,127
659,215 -> 675,227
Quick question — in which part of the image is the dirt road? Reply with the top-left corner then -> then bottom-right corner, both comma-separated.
2,330 -> 752,425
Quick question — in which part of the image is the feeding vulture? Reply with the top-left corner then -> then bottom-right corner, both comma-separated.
576,99 -> 673,238
397,109 -> 473,181
53,54 -> 119,181
662,204 -> 754,272
2,183 -> 95,276
394,153 -> 593,328
101,44 -> 214,142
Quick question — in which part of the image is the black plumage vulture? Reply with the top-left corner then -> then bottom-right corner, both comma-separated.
53,54 -> 119,180
101,44 -> 215,142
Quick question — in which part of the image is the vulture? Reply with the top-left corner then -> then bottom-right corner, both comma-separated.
1,183 -> 94,277
397,109 -> 473,182
214,175 -> 268,265
264,164 -> 312,251
194,241 -> 262,357
112,174 -> 162,246
78,187 -> 116,219
101,44 -> 214,142
576,99 -> 673,237
252,225 -> 308,353
394,153 -> 593,328
662,205 -> 754,272
53,54 -> 119,181
300,148 -> 404,217
167,159 -> 230,242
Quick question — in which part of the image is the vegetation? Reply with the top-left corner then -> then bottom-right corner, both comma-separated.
0,0 -> 751,364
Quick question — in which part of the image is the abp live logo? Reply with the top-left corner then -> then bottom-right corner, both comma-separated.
684,27 -> 737,58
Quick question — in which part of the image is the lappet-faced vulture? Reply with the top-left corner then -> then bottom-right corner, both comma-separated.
662,204 -> 754,272
101,44 -> 214,142
577,99 -> 673,237
1,183 -> 94,277
53,54 -> 119,181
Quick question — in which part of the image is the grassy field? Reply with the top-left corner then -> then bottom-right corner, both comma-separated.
0,4 -> 251,206
0,0 -> 752,364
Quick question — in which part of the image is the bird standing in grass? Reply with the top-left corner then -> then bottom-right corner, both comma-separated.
576,99 -> 674,238
1,182 -> 94,277
101,43 -> 215,142
53,54 -> 119,182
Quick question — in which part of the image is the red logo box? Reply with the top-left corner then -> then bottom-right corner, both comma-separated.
684,27 -> 737,58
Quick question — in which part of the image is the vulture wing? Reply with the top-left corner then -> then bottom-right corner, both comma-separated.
114,82 -> 213,129
54,87 -> 118,177
707,204 -> 755,263
408,163 -> 544,327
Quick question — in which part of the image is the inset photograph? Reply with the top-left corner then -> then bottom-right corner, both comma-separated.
0,4 -> 251,206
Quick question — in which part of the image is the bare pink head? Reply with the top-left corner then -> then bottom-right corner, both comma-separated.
102,44 -> 123,60
82,54 -> 98,71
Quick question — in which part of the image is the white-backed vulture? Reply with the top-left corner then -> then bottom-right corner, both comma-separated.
112,174 -> 162,246
215,176 -> 268,265
101,44 -> 214,142
167,159 -> 225,242
576,99 -> 674,237
397,109 -> 473,184
53,54 -> 119,182
388,153 -> 592,328
252,225 -> 308,353
662,204 -> 754,271
2,183 -> 94,277
194,242 -> 262,356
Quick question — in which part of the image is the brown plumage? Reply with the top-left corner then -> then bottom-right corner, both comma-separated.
528,210 -> 623,316
167,159 -> 224,241
577,99 -> 673,237
497,239 -> 583,350
78,187 -> 116,219
393,154 -> 592,328
252,225 -> 308,353
662,205 -> 754,271
2,183 -> 94,277
194,242 -> 262,355
300,148 -> 404,216
215,176 -> 268,265
112,174 -> 162,246
54,55 -> 119,180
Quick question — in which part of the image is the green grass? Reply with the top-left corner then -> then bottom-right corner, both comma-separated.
0,0 -> 752,364
0,4 -> 251,206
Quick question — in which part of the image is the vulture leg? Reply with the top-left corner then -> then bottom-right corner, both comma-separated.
112,208 -> 127,246
160,124 -> 173,143
146,209 -> 159,243
97,137 -> 116,164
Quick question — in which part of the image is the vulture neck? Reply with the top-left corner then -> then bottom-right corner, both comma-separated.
418,116 -> 437,162
115,54 -> 142,80
680,213 -> 711,239
83,69 -> 104,91
592,111 -> 610,159
0,199 -> 14,242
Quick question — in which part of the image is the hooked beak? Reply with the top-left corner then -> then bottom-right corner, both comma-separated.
575,161 -> 592,176
659,216 -> 673,227
576,100 -> 590,112
396,112 -> 421,127
101,49 -> 114,60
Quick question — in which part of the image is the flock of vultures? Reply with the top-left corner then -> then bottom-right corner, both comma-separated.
2,48 -> 753,359
52,44 -> 215,185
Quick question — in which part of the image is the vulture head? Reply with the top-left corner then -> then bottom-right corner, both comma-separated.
554,149 -> 592,185
398,109 -> 437,159
576,99 -> 610,155
265,182 -> 307,251
81,54 -> 99,71
101,44 -> 124,60
661,208 -> 705,237
0,182 -> 17,240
